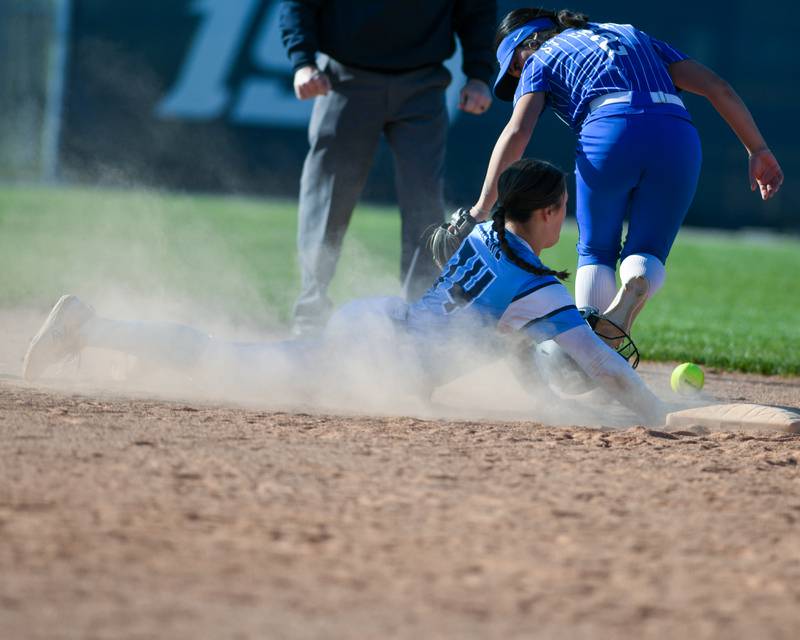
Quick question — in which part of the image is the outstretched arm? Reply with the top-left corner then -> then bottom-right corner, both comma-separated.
554,325 -> 667,425
500,278 -> 663,423
668,59 -> 784,200
470,92 -> 546,220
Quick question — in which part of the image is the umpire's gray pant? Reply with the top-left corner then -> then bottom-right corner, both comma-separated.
292,57 -> 450,333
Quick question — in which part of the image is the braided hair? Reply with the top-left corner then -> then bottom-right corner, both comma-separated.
491,158 -> 570,281
495,7 -> 590,52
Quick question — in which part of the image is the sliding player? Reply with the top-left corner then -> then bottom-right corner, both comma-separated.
23,160 -> 665,424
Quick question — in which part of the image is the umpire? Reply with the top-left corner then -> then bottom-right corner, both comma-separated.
280,0 -> 497,336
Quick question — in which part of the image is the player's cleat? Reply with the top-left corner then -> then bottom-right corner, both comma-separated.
22,295 -> 95,382
596,276 -> 649,348
578,276 -> 648,369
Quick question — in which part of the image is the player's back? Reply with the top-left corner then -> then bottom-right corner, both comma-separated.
407,223 -> 564,336
405,222 -> 585,386
524,22 -> 685,128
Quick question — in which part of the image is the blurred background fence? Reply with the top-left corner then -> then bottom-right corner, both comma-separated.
0,0 -> 67,181
1,0 -> 796,230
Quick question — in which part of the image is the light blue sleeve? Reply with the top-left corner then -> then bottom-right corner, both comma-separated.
522,304 -> 586,343
498,277 -> 586,343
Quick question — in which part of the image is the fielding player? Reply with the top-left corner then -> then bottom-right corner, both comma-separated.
22,160 -> 665,424
457,7 -> 783,339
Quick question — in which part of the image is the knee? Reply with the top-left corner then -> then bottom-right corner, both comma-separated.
619,253 -> 666,297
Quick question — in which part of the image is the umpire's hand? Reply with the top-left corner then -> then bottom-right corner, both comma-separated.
293,65 -> 332,100
459,79 -> 492,114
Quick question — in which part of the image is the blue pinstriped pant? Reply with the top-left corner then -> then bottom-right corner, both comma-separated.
574,111 -> 702,268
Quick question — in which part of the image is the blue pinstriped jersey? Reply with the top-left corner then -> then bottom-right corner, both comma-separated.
407,223 -> 585,344
514,23 -> 688,130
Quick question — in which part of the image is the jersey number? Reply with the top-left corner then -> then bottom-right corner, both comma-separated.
588,27 -> 629,60
439,242 -> 496,314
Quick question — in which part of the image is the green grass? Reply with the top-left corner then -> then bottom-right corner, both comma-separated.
540,229 -> 800,375
1,184 -> 799,375
0,184 -> 400,327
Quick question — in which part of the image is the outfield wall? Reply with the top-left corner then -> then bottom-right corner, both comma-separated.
4,0 -> 796,230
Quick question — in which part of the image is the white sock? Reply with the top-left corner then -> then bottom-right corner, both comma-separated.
575,264 -> 617,310
619,254 -> 666,298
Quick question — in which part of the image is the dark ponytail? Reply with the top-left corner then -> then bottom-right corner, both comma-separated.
491,159 -> 570,281
556,9 -> 590,29
495,7 -> 590,51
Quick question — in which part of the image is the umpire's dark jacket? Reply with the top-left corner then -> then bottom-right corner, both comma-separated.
279,0 -> 497,84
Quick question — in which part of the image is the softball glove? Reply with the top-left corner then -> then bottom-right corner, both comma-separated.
428,207 -> 477,269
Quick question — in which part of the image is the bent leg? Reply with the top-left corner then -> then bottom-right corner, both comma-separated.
621,116 -> 702,266
575,264 -> 617,312
619,253 -> 666,297
574,116 -> 640,308
606,116 -> 701,332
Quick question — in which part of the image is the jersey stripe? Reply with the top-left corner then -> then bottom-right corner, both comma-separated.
520,304 -> 585,343
498,286 -> 577,332
511,279 -> 559,302
522,304 -> 579,329
514,23 -> 689,130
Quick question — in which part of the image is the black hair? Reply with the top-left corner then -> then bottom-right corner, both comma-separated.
494,7 -> 590,51
491,158 -> 570,280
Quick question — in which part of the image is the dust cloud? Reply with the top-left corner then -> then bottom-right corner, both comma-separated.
0,183 -> 691,428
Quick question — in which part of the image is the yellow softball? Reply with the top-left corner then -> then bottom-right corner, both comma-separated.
670,362 -> 705,394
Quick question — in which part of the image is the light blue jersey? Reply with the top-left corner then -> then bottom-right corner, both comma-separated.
514,23 -> 688,130
408,222 -> 584,343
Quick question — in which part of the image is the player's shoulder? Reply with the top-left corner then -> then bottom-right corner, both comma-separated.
511,272 -> 561,301
597,22 -> 646,39
537,24 -> 603,54
592,22 -> 635,31
469,222 -> 506,263
528,51 -> 558,77
529,46 -> 552,66
473,220 -> 494,247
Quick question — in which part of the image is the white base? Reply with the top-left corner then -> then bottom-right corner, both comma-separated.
666,403 -> 800,433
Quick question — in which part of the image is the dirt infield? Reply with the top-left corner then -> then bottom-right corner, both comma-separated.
1,366 -> 799,640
